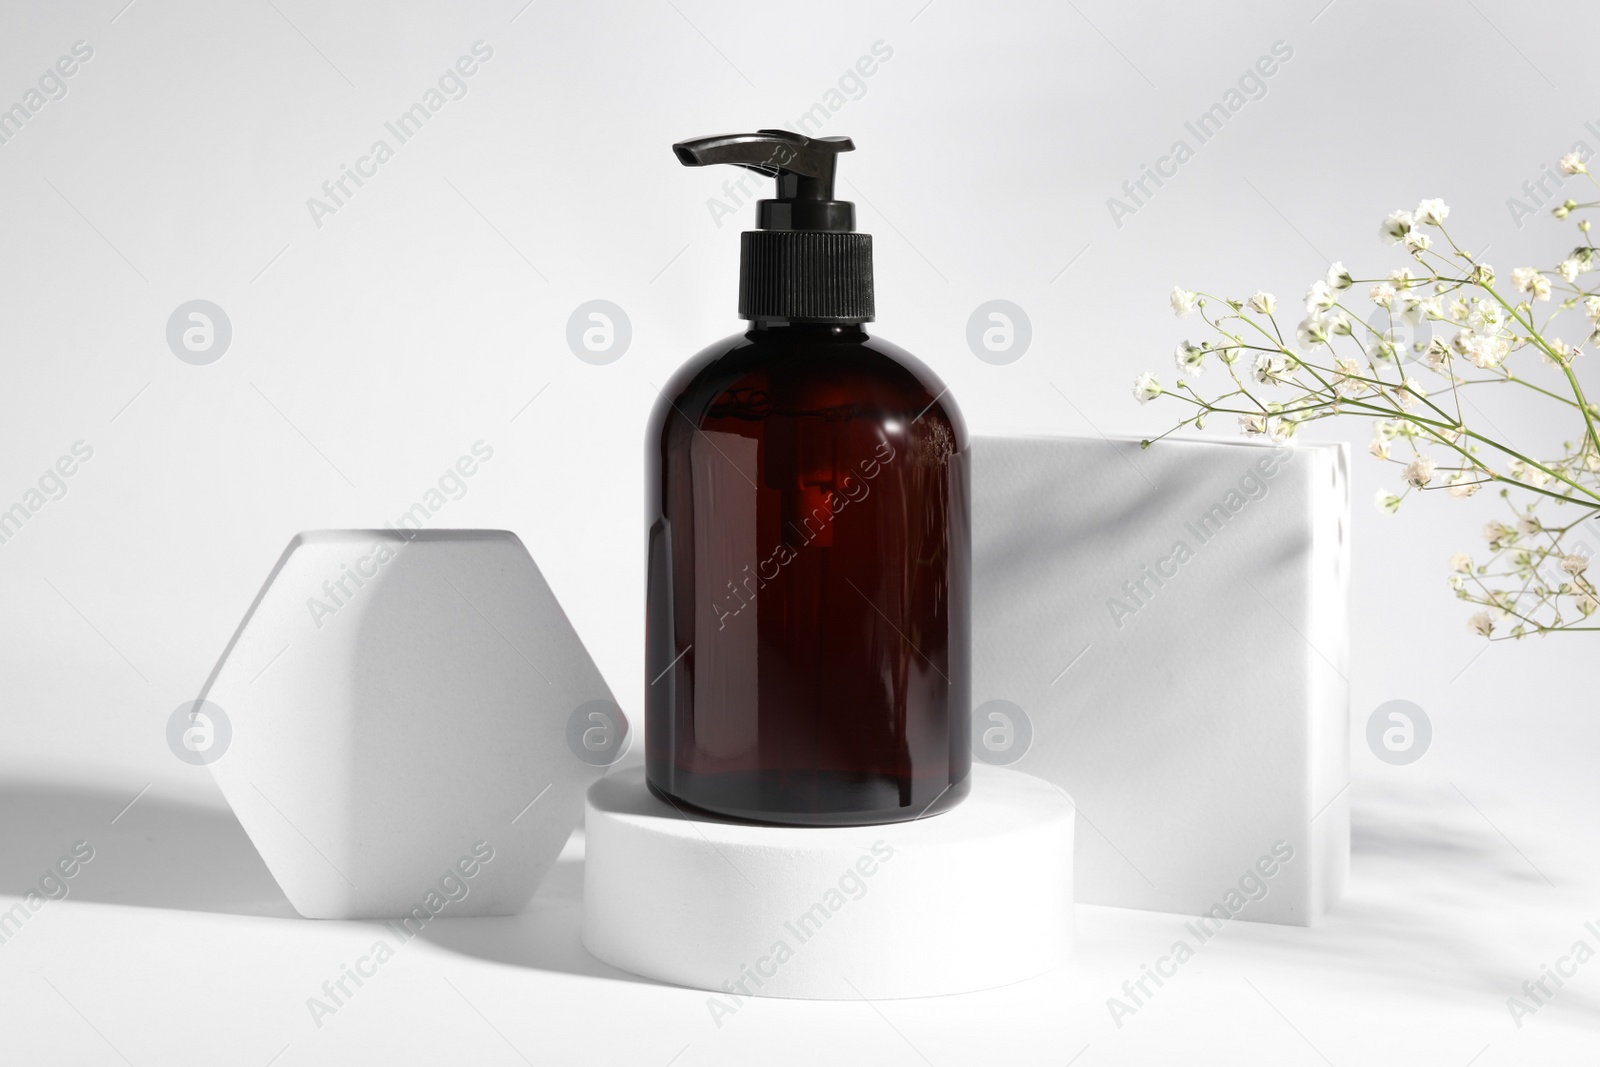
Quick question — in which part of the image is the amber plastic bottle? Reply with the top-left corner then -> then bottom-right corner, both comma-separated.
645,131 -> 970,826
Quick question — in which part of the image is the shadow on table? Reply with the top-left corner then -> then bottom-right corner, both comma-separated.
1219,775 -> 1600,1024
415,849 -> 665,987
0,779 -> 295,919
1,780 -> 664,985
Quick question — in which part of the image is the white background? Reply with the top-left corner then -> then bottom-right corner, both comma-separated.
1,0 -> 1597,1063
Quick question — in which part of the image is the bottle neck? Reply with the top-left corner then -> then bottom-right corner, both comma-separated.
749,320 -> 869,340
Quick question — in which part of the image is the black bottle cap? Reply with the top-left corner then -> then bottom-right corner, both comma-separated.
673,130 -> 874,323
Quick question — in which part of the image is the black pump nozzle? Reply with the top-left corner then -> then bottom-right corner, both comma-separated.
673,129 -> 856,232
673,129 -> 874,323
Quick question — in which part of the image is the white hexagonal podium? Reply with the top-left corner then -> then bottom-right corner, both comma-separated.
198,530 -> 625,920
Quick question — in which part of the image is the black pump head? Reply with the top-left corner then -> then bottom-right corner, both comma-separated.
673,129 -> 857,232
673,129 -> 874,323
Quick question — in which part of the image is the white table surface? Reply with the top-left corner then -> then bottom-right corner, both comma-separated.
3,713 -> 1594,1067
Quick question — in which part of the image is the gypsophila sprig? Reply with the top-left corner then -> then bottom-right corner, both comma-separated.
1136,195 -> 1600,640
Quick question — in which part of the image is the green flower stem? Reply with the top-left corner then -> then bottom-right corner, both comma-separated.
1463,576 -> 1546,632
1455,374 -> 1583,409
1478,281 -> 1600,459
1203,353 -> 1600,504
1291,355 -> 1464,429
1178,396 -> 1600,509
1154,214 -> 1600,638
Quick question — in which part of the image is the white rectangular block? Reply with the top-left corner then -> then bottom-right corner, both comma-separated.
972,434 -> 1349,926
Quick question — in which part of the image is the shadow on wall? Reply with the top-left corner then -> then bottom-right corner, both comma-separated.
0,780 -> 295,919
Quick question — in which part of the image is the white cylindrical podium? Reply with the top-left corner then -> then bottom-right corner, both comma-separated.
582,765 -> 1074,1001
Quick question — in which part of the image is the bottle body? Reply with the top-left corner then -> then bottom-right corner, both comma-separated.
645,323 -> 970,826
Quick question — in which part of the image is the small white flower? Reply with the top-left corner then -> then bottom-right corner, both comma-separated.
1476,338 -> 1511,368
1267,416 -> 1298,443
1335,357 -> 1367,397
1393,292 -> 1425,326
1510,460 -> 1550,487
1380,210 -> 1414,244
1459,331 -> 1509,369
1369,283 -> 1396,308
1404,455 -> 1437,487
1467,610 -> 1494,638
1369,437 -> 1391,460
1252,352 -> 1290,385
1450,552 -> 1474,573
1248,290 -> 1277,315
1374,488 -> 1403,514
1296,314 -> 1332,349
1239,413 -> 1268,437
1447,472 -> 1482,498
1484,521 -> 1513,546
1366,332 -> 1402,362
1171,287 -> 1197,317
1404,230 -> 1433,252
1175,340 -> 1206,373
1420,297 -> 1445,321
1559,258 -> 1583,283
1561,554 -> 1590,575
1133,372 -> 1163,403
1395,377 -> 1424,410
1304,280 -> 1338,312
1543,339 -> 1579,366
1423,337 -> 1452,368
1561,152 -> 1588,175
1467,300 -> 1505,336
1517,515 -> 1541,535
1511,267 -> 1551,301
1326,262 -> 1354,290
1449,298 -> 1471,322
1415,198 -> 1450,226
1586,295 -> 1600,322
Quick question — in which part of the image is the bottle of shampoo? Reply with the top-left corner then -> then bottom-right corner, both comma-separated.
646,130 -> 970,826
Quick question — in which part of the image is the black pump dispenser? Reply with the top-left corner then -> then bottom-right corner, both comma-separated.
673,129 -> 874,323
